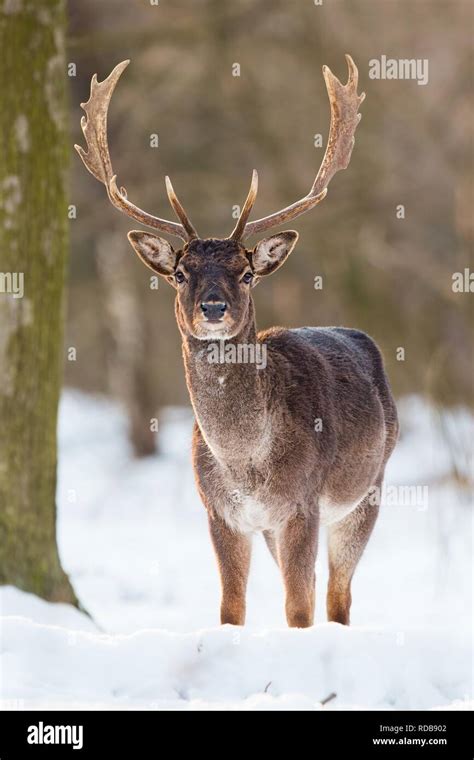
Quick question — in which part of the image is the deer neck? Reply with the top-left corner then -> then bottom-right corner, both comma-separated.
179,299 -> 268,464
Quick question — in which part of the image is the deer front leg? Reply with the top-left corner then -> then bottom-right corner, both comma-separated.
277,511 -> 318,628
208,514 -> 251,626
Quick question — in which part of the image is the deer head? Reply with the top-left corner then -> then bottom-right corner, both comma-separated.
75,56 -> 364,340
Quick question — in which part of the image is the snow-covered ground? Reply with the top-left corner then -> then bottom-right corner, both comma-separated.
0,392 -> 472,710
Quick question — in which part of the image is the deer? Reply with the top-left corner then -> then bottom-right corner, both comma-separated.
75,56 -> 399,628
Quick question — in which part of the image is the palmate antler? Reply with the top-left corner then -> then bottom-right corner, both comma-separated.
229,54 -> 365,240
75,56 -> 364,244
74,60 -> 198,242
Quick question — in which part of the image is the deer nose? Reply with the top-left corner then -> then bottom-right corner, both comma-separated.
200,301 -> 227,321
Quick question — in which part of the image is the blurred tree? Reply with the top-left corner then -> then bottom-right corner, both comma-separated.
0,0 -> 77,603
68,0 -> 159,457
97,233 -> 158,457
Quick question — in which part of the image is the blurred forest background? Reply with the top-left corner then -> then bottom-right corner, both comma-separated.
66,0 -> 472,456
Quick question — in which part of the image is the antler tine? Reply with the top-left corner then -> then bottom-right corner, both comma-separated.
165,176 -> 198,240
228,169 -> 259,241
310,54 -> 365,196
239,54 -> 365,240
75,61 -> 193,242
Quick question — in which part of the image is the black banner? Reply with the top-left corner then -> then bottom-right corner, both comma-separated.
0,709 -> 471,757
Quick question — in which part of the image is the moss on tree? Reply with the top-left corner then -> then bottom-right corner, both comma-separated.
0,0 -> 77,603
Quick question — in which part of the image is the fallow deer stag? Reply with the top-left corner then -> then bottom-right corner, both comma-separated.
76,56 -> 398,627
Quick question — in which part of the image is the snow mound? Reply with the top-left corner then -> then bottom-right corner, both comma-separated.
0,392 -> 472,710
1,601 -> 469,710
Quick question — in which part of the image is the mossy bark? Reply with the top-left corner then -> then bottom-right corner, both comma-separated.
0,0 -> 77,603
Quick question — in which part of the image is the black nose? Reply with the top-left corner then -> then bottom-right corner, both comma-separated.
201,301 -> 227,321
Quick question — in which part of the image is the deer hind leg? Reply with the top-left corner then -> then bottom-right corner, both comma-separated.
326,486 -> 380,625
277,512 -> 318,628
263,530 -> 279,565
208,514 -> 251,626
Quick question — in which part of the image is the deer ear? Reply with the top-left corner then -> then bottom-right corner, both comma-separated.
127,231 -> 177,276
251,231 -> 299,276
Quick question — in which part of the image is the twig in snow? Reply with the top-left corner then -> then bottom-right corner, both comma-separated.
320,691 -> 337,706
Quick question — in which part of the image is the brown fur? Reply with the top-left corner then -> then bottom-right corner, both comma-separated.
127,233 -> 399,628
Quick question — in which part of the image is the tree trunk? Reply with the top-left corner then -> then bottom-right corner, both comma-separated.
96,232 -> 158,458
0,0 -> 77,603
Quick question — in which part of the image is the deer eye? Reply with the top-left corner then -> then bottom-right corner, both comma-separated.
242,271 -> 253,284
175,270 -> 186,284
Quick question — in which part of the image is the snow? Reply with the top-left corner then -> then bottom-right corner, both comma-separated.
0,392 -> 472,710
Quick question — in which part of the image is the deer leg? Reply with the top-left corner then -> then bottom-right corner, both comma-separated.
263,530 -> 279,565
327,489 -> 380,625
277,512 -> 318,628
208,514 -> 251,626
